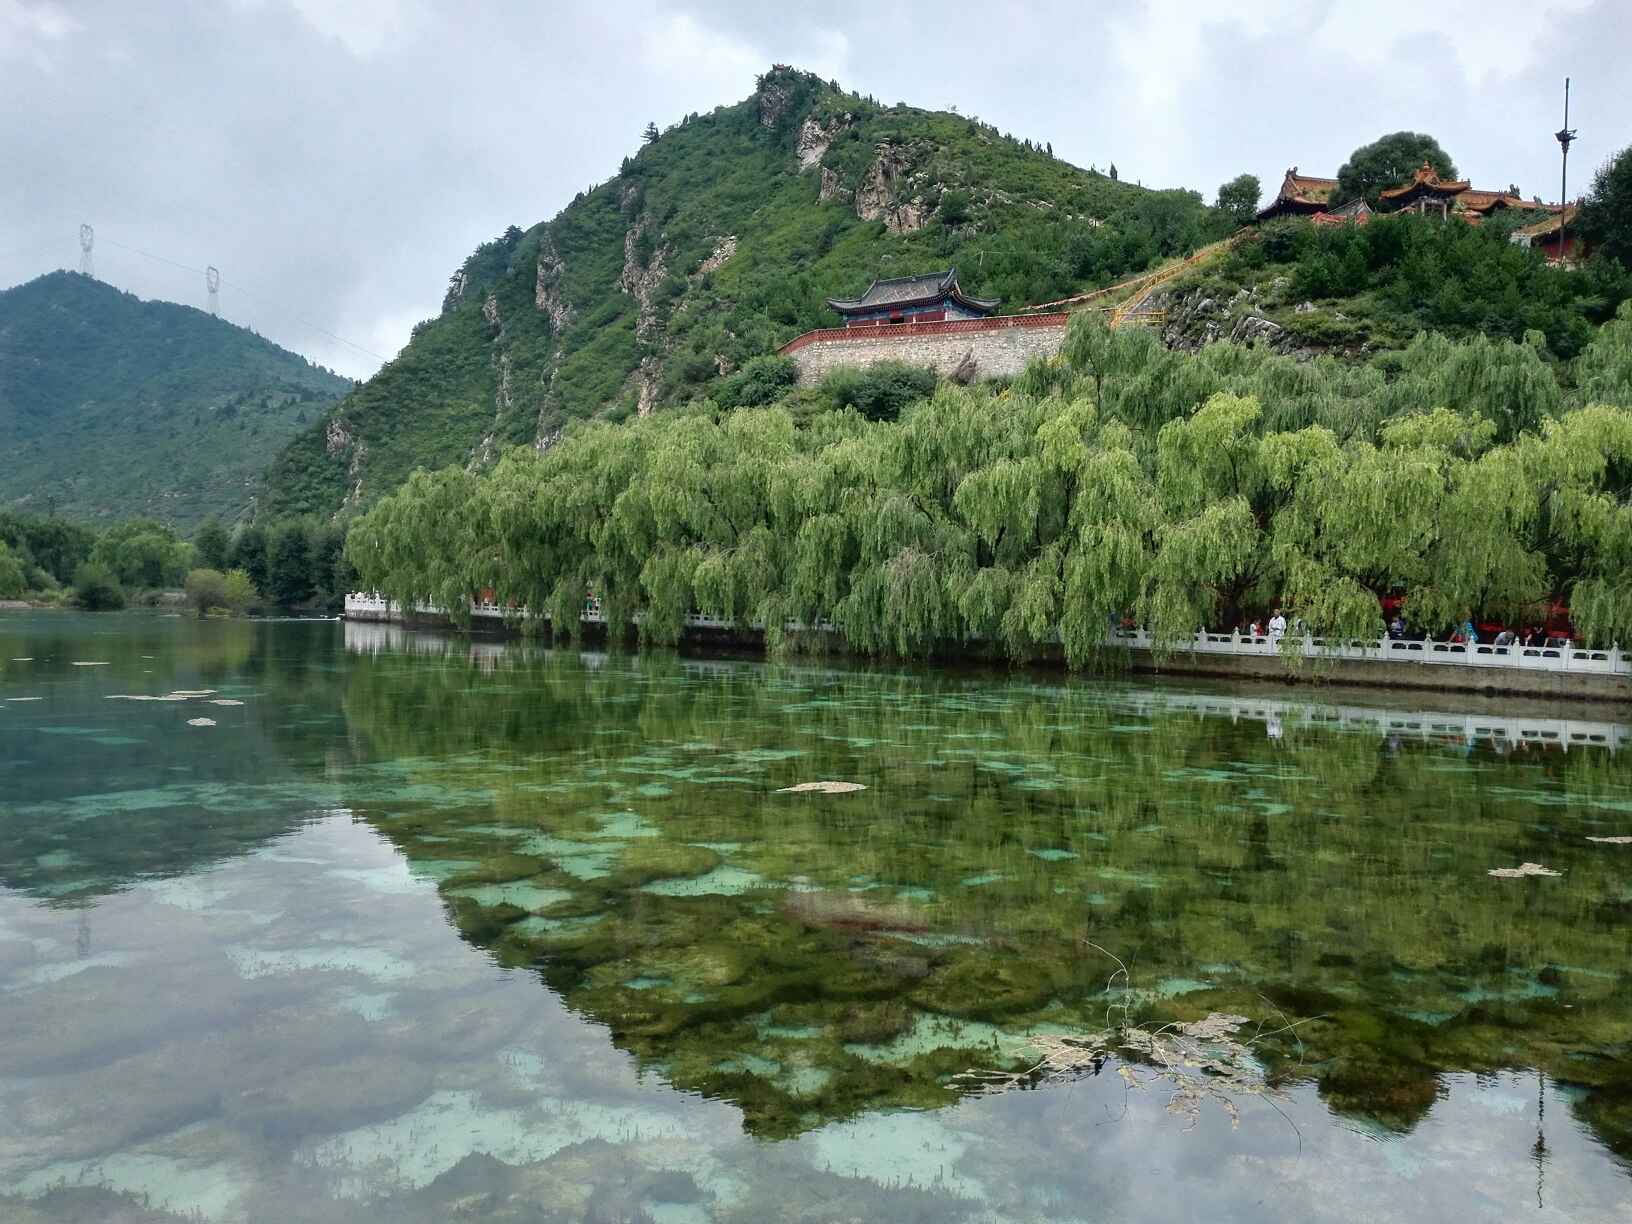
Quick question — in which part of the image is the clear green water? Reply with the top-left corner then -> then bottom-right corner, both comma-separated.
2,612 -> 1631,1221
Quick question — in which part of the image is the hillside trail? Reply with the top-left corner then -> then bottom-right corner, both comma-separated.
1022,229 -> 1249,329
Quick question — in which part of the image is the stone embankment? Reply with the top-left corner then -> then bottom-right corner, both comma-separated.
778,314 -> 1069,383
344,596 -> 1632,705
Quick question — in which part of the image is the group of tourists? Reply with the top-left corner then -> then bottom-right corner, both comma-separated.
1231,610 -> 1564,648
1244,610 -> 1289,642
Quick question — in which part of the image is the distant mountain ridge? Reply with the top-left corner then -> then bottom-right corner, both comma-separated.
262,66 -> 1225,519
0,271 -> 350,528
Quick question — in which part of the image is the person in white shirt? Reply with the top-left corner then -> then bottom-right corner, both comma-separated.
1267,609 -> 1287,642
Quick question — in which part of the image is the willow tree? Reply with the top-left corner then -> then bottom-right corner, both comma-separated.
346,466 -> 486,622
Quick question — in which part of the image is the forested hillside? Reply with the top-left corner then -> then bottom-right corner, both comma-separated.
263,66 -> 1223,519
0,271 -> 349,528
346,306 -> 1632,658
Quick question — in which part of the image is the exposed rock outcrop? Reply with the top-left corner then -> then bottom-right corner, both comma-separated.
324,417 -> 352,457
534,238 -> 570,333
481,292 -> 501,335
855,143 -> 932,234
697,236 -> 737,277
757,75 -> 794,128
818,166 -> 851,205
325,419 -> 368,505
796,115 -> 848,171
618,220 -> 672,340
441,268 -> 468,314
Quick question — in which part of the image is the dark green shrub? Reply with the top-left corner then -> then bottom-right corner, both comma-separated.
821,362 -> 938,421
72,562 -> 126,610
716,355 -> 798,409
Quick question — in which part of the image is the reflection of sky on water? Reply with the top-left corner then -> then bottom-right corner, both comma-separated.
0,814 -> 1625,1221
4,612 -> 1632,1221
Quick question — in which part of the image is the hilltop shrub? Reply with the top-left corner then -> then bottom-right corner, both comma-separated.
820,362 -> 937,421
716,356 -> 798,409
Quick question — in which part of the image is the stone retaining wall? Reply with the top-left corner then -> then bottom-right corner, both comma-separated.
781,314 -> 1068,383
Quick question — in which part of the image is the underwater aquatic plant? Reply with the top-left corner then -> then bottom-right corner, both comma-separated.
953,943 -> 1313,1135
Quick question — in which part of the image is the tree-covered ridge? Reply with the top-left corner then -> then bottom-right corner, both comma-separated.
0,271 -> 350,528
346,305 -> 1632,657
263,67 -> 1225,519
1164,211 -> 1631,359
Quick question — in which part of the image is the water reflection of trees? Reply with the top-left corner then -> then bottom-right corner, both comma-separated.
335,646 -> 1632,1155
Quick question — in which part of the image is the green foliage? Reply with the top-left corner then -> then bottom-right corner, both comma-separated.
0,511 -> 95,585
230,524 -> 270,594
938,188 -> 971,226
820,362 -> 937,421
715,356 -> 798,408
0,541 -> 25,598
71,562 -> 126,610
1334,131 -> 1457,206
1578,144 -> 1632,267
184,568 -> 229,616
222,569 -> 256,612
1201,213 -> 1630,360
268,521 -> 315,607
1215,174 -> 1261,227
89,519 -> 189,590
0,272 -> 348,528
346,314 -> 1632,660
193,519 -> 231,570
265,67 -> 1224,519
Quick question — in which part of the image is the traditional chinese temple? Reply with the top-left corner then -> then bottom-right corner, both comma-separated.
1259,160 -> 1551,226
1511,205 -> 1585,262
1255,168 -> 1340,221
826,269 -> 1000,327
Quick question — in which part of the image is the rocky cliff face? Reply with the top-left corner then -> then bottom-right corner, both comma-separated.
854,143 -> 932,234
261,65 -> 1221,521
533,238 -> 570,332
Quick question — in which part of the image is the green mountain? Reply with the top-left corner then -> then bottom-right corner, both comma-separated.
0,271 -> 350,529
263,66 -> 1223,518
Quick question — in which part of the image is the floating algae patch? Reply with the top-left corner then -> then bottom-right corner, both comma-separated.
641,866 -> 771,896
329,864 -> 435,895
959,872 -> 1007,887
512,913 -> 607,938
593,810 -> 660,839
517,835 -> 618,880
298,1089 -> 690,1194
806,1110 -> 986,1201
14,1144 -> 248,1221
404,858 -> 481,882
333,989 -> 398,1021
223,944 -> 416,983
447,882 -> 575,911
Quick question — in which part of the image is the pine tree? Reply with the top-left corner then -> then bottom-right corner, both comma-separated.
642,122 -> 660,144
1110,163 -> 1118,182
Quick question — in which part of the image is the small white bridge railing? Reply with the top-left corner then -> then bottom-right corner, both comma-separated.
342,595 -> 1627,678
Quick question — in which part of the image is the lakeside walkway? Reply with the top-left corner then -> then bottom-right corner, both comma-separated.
342,595 -> 1631,703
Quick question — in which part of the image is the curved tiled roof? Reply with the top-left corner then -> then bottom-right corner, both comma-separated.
826,267 -> 1000,315
1379,161 -> 1470,200
1514,204 -> 1576,239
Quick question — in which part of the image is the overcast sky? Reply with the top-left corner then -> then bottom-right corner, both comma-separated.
3,0 -> 1626,380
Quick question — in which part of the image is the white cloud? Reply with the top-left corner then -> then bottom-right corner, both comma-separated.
286,0 -> 425,58
0,0 -> 82,66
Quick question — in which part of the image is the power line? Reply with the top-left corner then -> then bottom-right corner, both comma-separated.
93,231 -> 390,364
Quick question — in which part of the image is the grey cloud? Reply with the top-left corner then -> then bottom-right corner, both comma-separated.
2,0 -> 1626,380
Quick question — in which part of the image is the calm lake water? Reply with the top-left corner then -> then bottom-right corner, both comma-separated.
2,611 -> 1631,1222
